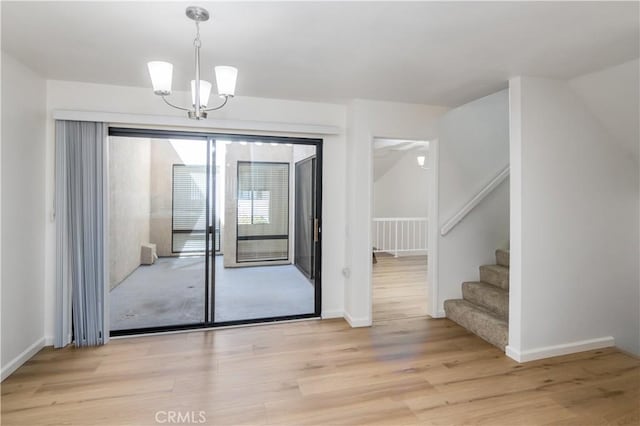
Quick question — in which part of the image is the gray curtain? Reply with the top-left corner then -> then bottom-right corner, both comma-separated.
55,120 -> 107,347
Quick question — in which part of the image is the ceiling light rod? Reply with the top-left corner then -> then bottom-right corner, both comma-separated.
147,6 -> 238,120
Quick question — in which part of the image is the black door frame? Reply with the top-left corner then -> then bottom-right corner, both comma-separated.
294,155 -> 317,280
108,127 -> 323,336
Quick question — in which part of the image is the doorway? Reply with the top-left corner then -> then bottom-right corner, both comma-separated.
107,128 -> 322,335
371,138 -> 430,322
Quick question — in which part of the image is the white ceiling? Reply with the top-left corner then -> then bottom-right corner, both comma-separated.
373,138 -> 428,180
2,1 -> 638,106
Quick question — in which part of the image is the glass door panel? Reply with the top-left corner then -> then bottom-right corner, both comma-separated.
213,139 -> 319,324
108,133 -> 209,333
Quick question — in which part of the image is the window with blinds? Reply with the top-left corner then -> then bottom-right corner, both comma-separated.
237,162 -> 289,262
172,164 -> 207,253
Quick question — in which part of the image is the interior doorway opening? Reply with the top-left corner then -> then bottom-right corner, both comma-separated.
371,138 -> 430,322
107,128 -> 322,335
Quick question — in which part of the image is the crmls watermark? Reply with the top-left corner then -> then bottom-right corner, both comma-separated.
155,410 -> 207,424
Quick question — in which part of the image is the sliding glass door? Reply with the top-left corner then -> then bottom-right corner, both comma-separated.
108,128 -> 322,335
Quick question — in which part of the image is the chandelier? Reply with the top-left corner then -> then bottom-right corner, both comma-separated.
147,6 -> 238,120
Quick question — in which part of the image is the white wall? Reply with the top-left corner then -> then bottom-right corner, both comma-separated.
436,90 -> 510,315
374,150 -> 429,218
1,52 -> 47,380
345,99 -> 448,326
43,80 -> 348,340
508,72 -> 640,361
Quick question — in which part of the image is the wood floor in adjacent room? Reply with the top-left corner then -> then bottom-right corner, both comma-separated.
372,254 -> 428,322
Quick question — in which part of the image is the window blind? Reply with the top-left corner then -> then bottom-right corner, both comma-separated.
237,162 -> 289,262
172,164 -> 207,253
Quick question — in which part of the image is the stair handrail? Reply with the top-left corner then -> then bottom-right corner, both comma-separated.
440,165 -> 510,236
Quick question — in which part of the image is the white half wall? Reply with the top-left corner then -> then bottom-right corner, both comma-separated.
436,90 -> 510,314
345,99 -> 448,325
508,73 -> 640,359
43,80 -> 347,340
1,52 -> 47,380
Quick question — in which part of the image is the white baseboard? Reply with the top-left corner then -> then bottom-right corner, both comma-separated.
430,310 -> 446,319
1,337 -> 46,382
321,310 -> 344,319
506,336 -> 615,363
44,336 -> 55,346
344,312 -> 372,327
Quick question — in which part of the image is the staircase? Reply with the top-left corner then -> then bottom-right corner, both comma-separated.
444,249 -> 509,350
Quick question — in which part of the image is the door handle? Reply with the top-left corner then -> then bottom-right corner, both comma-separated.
314,218 -> 319,243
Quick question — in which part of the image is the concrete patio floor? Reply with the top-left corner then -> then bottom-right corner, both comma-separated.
110,256 -> 314,331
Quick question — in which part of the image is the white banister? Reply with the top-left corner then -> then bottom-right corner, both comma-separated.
372,217 -> 428,256
440,165 -> 510,236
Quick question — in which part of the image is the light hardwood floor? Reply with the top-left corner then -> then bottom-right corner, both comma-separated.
372,254 -> 428,322
2,262 -> 639,425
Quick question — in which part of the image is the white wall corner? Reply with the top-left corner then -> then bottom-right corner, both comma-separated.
506,336 -> 615,363
1,337 -> 45,382
430,310 -> 447,319
344,311 -> 373,328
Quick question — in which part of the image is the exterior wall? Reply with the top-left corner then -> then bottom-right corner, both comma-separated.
108,137 -> 151,288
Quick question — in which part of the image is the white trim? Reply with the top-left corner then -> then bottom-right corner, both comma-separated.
505,336 -> 615,363
1,337 -> 45,381
321,310 -> 344,319
440,165 -> 510,236
52,110 -> 342,136
344,311 -> 372,328
427,138 -> 440,317
430,310 -> 446,319
44,336 -> 55,346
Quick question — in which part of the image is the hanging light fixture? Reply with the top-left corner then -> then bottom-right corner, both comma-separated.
416,155 -> 429,170
147,6 -> 238,120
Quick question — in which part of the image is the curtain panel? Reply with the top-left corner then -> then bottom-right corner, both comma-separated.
55,120 -> 108,347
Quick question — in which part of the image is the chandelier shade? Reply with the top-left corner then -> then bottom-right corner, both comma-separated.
191,80 -> 212,107
147,61 -> 173,95
147,6 -> 237,120
215,66 -> 238,97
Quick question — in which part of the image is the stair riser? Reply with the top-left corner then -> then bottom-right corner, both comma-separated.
496,250 -> 509,267
480,266 -> 509,290
462,283 -> 509,320
444,300 -> 508,350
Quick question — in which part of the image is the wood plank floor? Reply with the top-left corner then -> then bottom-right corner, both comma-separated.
2,316 -> 638,425
373,254 -> 428,322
